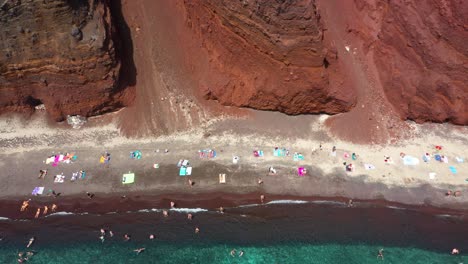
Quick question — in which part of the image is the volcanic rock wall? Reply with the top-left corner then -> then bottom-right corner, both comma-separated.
183,0 -> 355,115
0,0 -> 129,121
366,0 -> 468,125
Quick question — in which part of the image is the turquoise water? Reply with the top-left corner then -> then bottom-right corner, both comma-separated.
1,202 -> 467,263
1,242 -> 466,263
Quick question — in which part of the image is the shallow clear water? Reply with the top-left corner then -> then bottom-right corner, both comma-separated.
1,202 -> 467,263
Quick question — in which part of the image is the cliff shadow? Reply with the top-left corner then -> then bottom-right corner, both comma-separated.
110,0 -> 136,95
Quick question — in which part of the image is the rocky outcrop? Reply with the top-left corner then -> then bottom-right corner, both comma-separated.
367,0 -> 468,125
183,0 -> 355,115
0,0 -> 129,121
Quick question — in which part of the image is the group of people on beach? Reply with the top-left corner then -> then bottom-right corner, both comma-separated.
20,199 -> 58,218
20,199 -> 57,218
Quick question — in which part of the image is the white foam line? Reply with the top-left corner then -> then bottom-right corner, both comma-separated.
266,200 -> 308,205
45,211 -> 75,217
170,208 -> 208,213
0,217 -> 11,221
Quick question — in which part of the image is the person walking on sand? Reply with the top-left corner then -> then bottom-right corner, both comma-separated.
34,208 -> 41,219
188,179 -> 193,188
257,178 -> 263,185
260,195 -> 265,204
377,249 -> 384,260
43,206 -> 48,215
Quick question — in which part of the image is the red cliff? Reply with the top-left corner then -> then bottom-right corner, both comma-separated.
0,0 -> 131,121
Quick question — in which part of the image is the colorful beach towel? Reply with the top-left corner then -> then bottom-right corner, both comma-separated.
293,153 -> 304,161
253,150 -> 264,157
274,148 -> 287,157
449,166 -> 457,174
32,187 -> 44,196
297,167 -> 307,176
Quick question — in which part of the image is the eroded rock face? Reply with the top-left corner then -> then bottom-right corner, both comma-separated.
0,0 -> 126,121
183,0 -> 355,115
369,0 -> 468,125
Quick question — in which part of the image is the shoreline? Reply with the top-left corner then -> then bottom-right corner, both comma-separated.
3,190 -> 468,221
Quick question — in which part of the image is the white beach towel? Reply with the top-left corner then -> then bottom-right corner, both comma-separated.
429,172 -> 436,180
364,163 -> 376,170
45,157 -> 55,164
403,156 -> 419,166
54,175 -> 65,183
455,157 -> 464,163
186,167 -> 192,176
219,173 -> 226,183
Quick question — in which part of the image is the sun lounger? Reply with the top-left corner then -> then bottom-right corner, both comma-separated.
219,173 -> 226,183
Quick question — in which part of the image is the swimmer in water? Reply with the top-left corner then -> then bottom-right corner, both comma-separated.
43,206 -> 48,215
26,237 -> 35,248
99,235 -> 105,243
100,228 -> 106,236
452,248 -> 460,255
170,201 -> 175,208
377,248 -> 384,260
239,250 -> 244,257
109,231 -> 114,237
134,248 -> 145,255
230,249 -> 236,257
187,213 -> 193,220
195,227 -> 200,234
149,234 -> 155,240
260,194 -> 265,203
163,210 -> 169,217
124,234 -> 131,241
